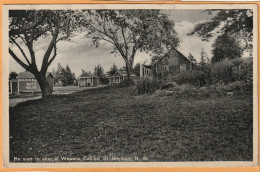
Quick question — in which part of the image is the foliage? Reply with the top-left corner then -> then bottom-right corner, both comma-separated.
54,63 -> 76,86
154,64 -> 170,84
232,58 -> 253,81
189,9 -> 253,55
9,71 -> 18,80
173,58 -> 253,90
109,63 -> 118,76
94,64 -> 104,77
133,63 -> 140,78
158,80 -> 252,99
118,79 -> 135,88
189,9 -> 253,42
79,9 -> 179,80
199,48 -> 210,65
212,34 -> 243,63
136,79 -> 160,94
188,53 -> 197,63
173,70 -> 209,87
94,64 -> 108,84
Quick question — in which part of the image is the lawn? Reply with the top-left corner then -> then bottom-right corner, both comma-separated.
9,86 -> 253,162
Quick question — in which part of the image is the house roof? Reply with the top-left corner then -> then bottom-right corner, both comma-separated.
172,47 -> 192,63
152,47 -> 192,65
16,72 -> 53,79
110,70 -> 136,78
79,72 -> 98,78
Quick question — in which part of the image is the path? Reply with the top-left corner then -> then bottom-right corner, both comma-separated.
9,85 -> 107,107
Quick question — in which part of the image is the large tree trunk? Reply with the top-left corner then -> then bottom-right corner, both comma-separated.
34,73 -> 52,98
125,60 -> 132,81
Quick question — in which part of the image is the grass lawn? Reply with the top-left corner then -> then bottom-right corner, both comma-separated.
9,86 -> 253,162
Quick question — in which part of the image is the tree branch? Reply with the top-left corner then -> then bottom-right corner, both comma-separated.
9,48 -> 30,70
87,22 -> 114,40
27,42 -> 36,66
47,44 -> 57,67
18,35 -> 27,45
9,37 -> 31,65
121,26 -> 128,58
129,43 -> 138,67
40,27 -> 59,74
24,32 -> 36,65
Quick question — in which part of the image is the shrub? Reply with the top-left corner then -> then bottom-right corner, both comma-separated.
226,80 -> 253,95
118,79 -> 135,88
137,79 -> 160,94
156,81 -> 252,99
232,58 -> 253,82
211,60 -> 234,84
211,58 -> 253,84
173,70 -> 209,87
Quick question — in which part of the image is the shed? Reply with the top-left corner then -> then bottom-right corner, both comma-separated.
78,72 -> 99,87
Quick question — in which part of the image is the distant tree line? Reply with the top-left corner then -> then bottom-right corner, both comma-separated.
52,63 -> 76,86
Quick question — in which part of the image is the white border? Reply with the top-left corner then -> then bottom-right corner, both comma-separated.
2,4 -> 258,168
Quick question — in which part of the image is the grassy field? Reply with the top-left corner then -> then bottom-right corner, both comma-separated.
9,86 -> 106,107
9,86 -> 253,162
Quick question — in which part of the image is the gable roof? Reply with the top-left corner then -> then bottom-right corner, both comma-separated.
46,72 -> 54,78
16,72 -> 53,79
171,47 -> 192,63
110,70 -> 136,78
152,47 -> 192,65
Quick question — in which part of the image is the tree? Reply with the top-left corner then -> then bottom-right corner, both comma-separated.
94,64 -> 104,77
94,65 -> 108,84
199,48 -> 211,85
64,65 -> 75,85
200,48 -> 208,66
54,63 -> 75,86
189,9 -> 253,52
133,63 -> 140,78
79,10 -> 179,82
9,71 -> 18,80
109,63 -> 118,76
9,10 -> 75,97
188,53 -> 197,63
211,34 -> 243,63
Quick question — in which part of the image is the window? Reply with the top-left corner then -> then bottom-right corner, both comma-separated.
180,64 -> 186,72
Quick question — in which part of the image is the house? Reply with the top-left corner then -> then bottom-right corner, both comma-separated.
140,47 -> 194,80
9,72 -> 54,94
78,72 -> 99,87
108,70 -> 136,85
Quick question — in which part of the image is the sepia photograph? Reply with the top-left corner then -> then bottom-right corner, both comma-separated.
2,4 -> 258,168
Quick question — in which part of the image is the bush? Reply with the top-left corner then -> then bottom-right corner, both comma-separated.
156,80 -> 252,99
211,58 -> 253,84
211,60 -> 234,84
173,70 -> 209,87
118,79 -> 135,88
232,58 -> 253,82
137,79 -> 160,94
227,80 -> 253,95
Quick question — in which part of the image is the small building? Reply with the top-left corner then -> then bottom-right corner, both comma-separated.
78,72 -> 99,87
108,70 -> 136,85
140,47 -> 195,80
9,72 -> 54,94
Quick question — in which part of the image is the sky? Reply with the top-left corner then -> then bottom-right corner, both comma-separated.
9,9 -> 218,77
